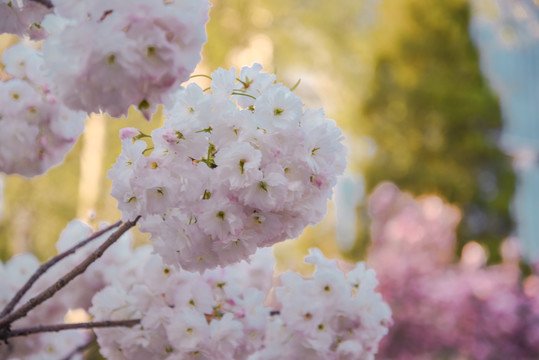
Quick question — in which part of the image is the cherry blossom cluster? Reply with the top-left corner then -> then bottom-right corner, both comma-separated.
253,248 -> 391,360
41,0 -> 210,118
0,42 -> 85,177
109,64 -> 347,271
89,248 -> 391,360
366,183 -> 539,359
0,220 -> 134,359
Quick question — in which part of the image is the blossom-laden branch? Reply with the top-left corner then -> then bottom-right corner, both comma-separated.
0,217 -> 141,330
3,320 -> 140,339
0,221 -> 122,319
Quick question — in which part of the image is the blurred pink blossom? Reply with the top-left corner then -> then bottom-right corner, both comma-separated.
367,182 -> 539,360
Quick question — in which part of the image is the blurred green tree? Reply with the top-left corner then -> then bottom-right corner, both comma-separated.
355,0 -> 515,262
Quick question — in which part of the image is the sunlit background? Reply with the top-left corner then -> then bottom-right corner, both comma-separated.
2,0 -> 539,358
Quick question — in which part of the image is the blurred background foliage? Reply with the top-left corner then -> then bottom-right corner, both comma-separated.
0,0 -> 515,271
352,0 -> 516,264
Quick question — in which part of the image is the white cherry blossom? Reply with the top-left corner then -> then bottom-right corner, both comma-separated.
109,64 -> 347,271
89,248 -> 390,360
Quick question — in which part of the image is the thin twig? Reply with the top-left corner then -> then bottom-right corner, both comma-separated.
60,333 -> 96,360
0,217 -> 141,330
26,0 -> 53,9
290,78 -> 301,91
4,319 -> 140,339
190,74 -> 212,80
0,221 -> 122,319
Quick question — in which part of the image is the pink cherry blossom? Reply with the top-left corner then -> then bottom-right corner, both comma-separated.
109,64 -> 347,271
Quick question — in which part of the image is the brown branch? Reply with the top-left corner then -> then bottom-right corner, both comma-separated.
0,216 -> 141,330
60,333 -> 96,360
4,319 -> 140,339
0,221 -> 122,319
26,0 -> 53,9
